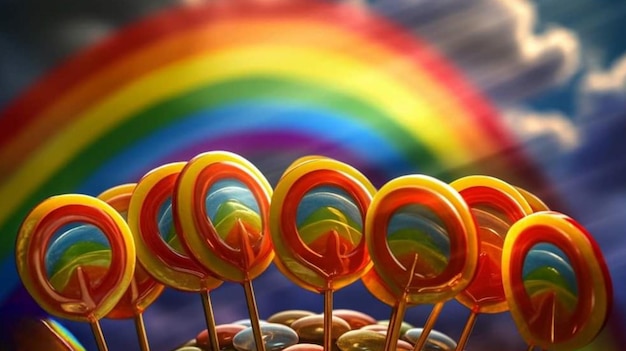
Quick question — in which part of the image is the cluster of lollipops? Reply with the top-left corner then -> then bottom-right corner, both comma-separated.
16,151 -> 612,351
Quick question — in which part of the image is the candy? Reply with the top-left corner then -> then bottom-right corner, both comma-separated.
363,175 -> 477,351
503,212 -> 612,351
336,330 -> 413,351
450,176 -> 533,314
270,157 -> 376,351
403,328 -> 457,351
332,309 -> 376,330
290,315 -> 351,344
16,194 -> 135,350
98,184 -> 164,319
174,151 -> 274,282
375,320 -> 414,337
282,344 -> 324,351
128,162 -> 223,351
268,310 -> 316,327
232,323 -> 299,351
127,162 -> 222,292
197,324 -> 247,349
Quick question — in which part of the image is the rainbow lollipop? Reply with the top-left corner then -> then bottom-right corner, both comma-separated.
16,194 -> 135,351
127,162 -> 224,351
363,175 -> 478,351
503,211 -> 612,351
450,176 -> 533,351
98,184 -> 165,351
174,151 -> 273,351
270,157 -> 376,351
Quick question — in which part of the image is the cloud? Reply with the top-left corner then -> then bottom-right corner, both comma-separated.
373,0 -> 580,102
503,109 -> 579,162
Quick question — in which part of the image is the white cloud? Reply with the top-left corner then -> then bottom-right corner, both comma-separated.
374,0 -> 580,102
504,108 -> 579,155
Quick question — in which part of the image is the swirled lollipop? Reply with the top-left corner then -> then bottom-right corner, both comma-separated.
450,176 -> 533,351
270,157 -> 376,351
174,151 -> 273,351
362,175 -> 478,351
98,184 -> 165,351
503,212 -> 612,351
16,194 -> 135,351
127,162 -> 223,351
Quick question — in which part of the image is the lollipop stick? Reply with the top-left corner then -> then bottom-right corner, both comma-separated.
200,291 -> 220,351
455,311 -> 477,351
324,288 -> 334,351
243,280 -> 266,351
134,313 -> 150,351
90,320 -> 108,351
412,301 -> 444,351
384,296 -> 408,351
526,345 -> 535,351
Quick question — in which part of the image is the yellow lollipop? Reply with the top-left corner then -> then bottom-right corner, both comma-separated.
16,194 -> 135,351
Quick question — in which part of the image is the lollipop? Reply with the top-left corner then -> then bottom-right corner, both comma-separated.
363,175 -> 478,351
98,184 -> 165,351
270,157 -> 376,351
449,176 -> 533,351
503,212 -> 612,351
16,194 -> 135,351
174,151 -> 273,351
127,162 -> 224,351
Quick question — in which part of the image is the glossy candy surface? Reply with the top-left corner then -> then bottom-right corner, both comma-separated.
98,184 -> 165,319
196,323 -> 247,349
336,330 -> 413,351
175,151 -> 274,282
403,328 -> 457,351
503,212 -> 612,351
270,157 -> 376,292
364,175 -> 478,306
16,194 -> 135,321
451,175 -> 533,314
332,309 -> 376,330
268,310 -> 316,327
290,315 -> 351,344
232,323 -> 299,351
127,162 -> 222,292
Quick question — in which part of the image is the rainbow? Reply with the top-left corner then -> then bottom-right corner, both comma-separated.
0,0 -> 544,305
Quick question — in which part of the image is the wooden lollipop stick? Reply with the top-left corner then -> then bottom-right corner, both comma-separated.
200,291 -> 220,351
412,301 -> 444,351
324,289 -> 334,351
134,313 -> 150,351
243,280 -> 267,351
384,296 -> 408,351
90,320 -> 108,351
455,311 -> 478,351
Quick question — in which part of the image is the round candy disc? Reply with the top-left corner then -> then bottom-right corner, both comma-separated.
503,212 -> 612,351
364,175 -> 478,305
16,194 -> 135,321
98,184 -> 165,319
270,157 -> 376,292
174,151 -> 273,282
451,175 -> 533,313
127,162 -> 222,291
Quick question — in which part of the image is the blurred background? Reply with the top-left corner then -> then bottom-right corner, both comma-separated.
0,0 -> 624,350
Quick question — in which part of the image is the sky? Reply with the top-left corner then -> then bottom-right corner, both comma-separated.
1,0 -> 625,350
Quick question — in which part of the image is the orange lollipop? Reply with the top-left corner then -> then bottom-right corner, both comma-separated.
16,194 -> 135,351
363,175 -> 478,351
270,157 -> 376,351
127,162 -> 223,351
174,151 -> 273,351
503,212 -> 613,351
98,184 -> 165,351
450,176 -> 533,351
